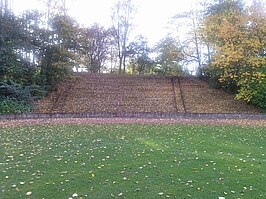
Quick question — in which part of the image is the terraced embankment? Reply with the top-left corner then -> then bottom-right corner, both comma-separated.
177,77 -> 256,113
35,73 -> 257,113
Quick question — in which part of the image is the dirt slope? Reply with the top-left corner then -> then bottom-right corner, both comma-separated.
35,73 -> 257,113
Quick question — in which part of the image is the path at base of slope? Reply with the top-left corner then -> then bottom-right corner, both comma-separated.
0,117 -> 265,127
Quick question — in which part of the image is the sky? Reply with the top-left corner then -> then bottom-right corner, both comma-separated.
68,0 -> 198,45
12,0 -> 201,46
13,0 -> 257,47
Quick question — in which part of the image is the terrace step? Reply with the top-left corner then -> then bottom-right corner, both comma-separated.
35,73 -> 258,113
179,77 -> 256,113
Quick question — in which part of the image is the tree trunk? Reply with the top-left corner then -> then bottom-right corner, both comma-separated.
207,44 -> 211,63
123,52 -> 126,74
119,55 -> 122,74
0,0 -> 3,16
192,17 -> 202,75
4,0 -> 9,15
63,0 -> 67,16
46,0 -> 52,29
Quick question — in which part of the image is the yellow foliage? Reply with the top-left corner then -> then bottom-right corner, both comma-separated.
200,1 -> 266,104
235,88 -> 257,102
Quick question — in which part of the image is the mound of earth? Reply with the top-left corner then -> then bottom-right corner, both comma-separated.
35,73 -> 257,114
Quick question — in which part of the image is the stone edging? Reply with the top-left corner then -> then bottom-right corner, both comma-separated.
0,112 -> 265,120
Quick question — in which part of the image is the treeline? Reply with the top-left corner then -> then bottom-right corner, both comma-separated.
0,0 -> 265,113
0,0 -> 187,113
0,10 -> 81,113
169,0 -> 265,111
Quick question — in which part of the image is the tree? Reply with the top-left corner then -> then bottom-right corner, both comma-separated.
153,36 -> 184,75
39,15 -> 79,88
172,10 -> 205,75
0,0 -> 12,16
200,0 -> 266,109
0,13 -> 33,84
0,10 -> 46,109
111,0 -> 135,74
40,0 -> 69,28
82,24 -> 111,73
127,35 -> 153,74
0,0 -> 80,113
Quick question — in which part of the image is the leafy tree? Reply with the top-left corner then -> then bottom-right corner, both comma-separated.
0,1 -> 83,113
39,45 -> 72,89
200,0 -> 266,109
0,13 -> 36,85
127,35 -> 153,74
50,15 -> 79,48
37,15 -> 79,89
82,24 -> 111,73
0,11 -> 47,113
153,36 -> 184,75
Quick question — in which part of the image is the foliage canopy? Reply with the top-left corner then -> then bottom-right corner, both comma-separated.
200,0 -> 266,110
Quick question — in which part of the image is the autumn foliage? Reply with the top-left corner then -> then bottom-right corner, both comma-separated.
200,1 -> 266,110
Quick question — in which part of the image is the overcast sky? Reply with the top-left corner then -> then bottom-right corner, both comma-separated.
12,0 -> 206,46
13,0 -> 256,46
68,0 -> 198,45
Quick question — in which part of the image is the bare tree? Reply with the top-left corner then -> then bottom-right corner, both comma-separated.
172,11 -> 204,75
111,0 -> 135,74
41,0 -> 68,27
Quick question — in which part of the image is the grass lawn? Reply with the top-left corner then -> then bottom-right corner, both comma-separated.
0,123 -> 265,199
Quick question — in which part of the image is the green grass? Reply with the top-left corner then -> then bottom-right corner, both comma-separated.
0,123 -> 265,199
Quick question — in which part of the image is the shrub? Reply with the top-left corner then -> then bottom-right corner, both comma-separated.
236,80 -> 266,112
0,80 -> 46,102
0,97 -> 32,114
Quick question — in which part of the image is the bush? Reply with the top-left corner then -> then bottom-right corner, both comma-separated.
202,64 -> 222,89
0,80 -> 46,102
246,74 -> 266,112
208,76 -> 222,89
0,98 -> 32,114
